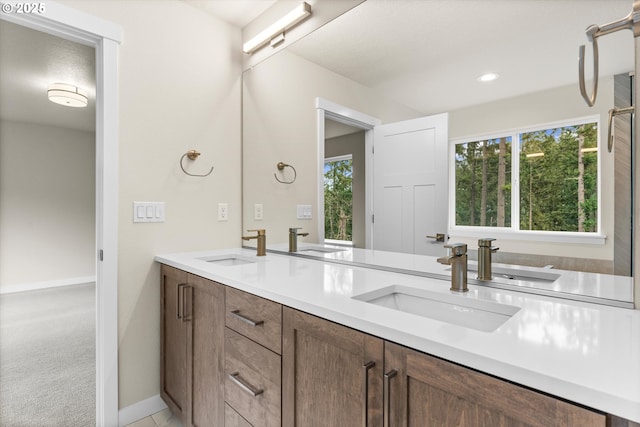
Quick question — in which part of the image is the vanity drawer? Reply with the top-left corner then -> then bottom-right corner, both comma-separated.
225,403 -> 253,427
225,287 -> 282,354
224,328 -> 281,427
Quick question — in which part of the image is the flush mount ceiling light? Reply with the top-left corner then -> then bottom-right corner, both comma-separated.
47,83 -> 88,107
477,72 -> 500,83
243,2 -> 312,54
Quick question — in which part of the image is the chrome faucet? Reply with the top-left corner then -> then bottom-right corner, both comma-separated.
242,229 -> 266,256
288,227 -> 309,252
477,238 -> 499,281
437,243 -> 468,292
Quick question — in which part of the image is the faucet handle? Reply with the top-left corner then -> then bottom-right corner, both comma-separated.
247,229 -> 266,236
444,243 -> 467,256
289,227 -> 302,233
478,238 -> 495,247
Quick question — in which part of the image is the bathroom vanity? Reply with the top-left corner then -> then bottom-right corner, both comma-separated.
156,248 -> 640,426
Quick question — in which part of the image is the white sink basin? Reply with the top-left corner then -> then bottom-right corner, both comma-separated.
353,285 -> 520,332
298,247 -> 346,254
199,255 -> 257,266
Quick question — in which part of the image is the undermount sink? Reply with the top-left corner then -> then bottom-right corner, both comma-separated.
353,285 -> 520,332
468,266 -> 560,284
199,255 -> 257,266
298,247 -> 346,254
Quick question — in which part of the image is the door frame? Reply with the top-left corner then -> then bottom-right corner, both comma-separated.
1,2 -> 121,425
316,98 -> 380,248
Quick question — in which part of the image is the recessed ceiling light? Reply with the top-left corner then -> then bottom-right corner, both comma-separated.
47,83 -> 88,107
477,72 -> 500,83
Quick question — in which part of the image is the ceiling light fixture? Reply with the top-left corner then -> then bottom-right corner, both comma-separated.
477,72 -> 500,83
47,83 -> 88,107
243,2 -> 312,54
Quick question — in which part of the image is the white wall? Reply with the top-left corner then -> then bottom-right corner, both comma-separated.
448,77 -> 616,261
243,49 -> 421,244
0,120 -> 95,289
58,0 -> 242,409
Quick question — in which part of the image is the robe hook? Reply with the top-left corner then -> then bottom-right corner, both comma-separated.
274,161 -> 297,184
180,150 -> 214,177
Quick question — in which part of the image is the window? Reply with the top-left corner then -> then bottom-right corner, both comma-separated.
451,117 -> 600,239
324,155 -> 353,242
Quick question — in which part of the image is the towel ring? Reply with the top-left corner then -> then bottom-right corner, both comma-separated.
578,2 -> 640,107
274,162 -> 296,184
180,150 -> 214,177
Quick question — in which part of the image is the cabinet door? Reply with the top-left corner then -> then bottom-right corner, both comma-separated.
283,307 -> 384,427
160,265 -> 189,422
188,274 -> 225,427
384,341 -> 606,427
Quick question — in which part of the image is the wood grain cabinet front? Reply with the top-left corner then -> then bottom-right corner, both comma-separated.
282,307 -> 384,427
384,341 -> 607,427
225,287 -> 282,354
160,266 -> 225,427
224,328 -> 281,427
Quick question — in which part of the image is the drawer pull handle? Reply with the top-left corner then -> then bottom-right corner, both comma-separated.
362,361 -> 375,427
384,369 -> 397,427
229,309 -> 264,327
228,372 -> 264,397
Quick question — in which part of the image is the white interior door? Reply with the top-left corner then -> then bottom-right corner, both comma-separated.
372,113 -> 448,255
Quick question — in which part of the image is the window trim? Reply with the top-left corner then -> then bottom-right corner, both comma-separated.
448,115 -> 605,245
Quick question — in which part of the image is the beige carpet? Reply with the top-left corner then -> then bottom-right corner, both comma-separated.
0,283 -> 95,426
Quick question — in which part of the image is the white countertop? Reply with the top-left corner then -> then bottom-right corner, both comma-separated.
156,247 -> 640,423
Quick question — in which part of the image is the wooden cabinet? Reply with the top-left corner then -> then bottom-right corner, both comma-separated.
160,265 -> 225,427
384,341 -> 606,427
282,307 -> 384,427
224,288 -> 283,427
160,265 -> 188,420
160,265 -> 629,426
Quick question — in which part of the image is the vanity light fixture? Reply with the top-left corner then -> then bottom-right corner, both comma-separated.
47,83 -> 88,107
243,2 -> 312,54
477,72 -> 500,83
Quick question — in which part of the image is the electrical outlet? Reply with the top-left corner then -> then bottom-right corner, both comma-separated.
254,203 -> 264,220
218,203 -> 228,221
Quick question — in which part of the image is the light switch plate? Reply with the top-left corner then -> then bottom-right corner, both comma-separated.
133,202 -> 165,223
297,204 -> 312,220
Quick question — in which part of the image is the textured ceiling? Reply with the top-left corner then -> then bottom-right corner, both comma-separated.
0,20 -> 95,132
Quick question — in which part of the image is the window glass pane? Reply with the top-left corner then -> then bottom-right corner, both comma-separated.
519,123 -> 598,232
324,158 -> 353,241
454,137 -> 512,227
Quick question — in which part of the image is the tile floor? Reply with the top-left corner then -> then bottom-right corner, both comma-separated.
125,408 -> 183,427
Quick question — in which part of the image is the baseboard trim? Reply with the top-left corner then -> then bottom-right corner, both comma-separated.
0,276 -> 96,294
118,394 -> 168,427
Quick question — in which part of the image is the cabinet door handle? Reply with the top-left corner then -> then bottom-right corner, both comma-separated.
182,285 -> 192,322
229,309 -> 264,327
384,369 -> 398,427
362,361 -> 376,427
228,372 -> 264,397
176,283 -> 187,320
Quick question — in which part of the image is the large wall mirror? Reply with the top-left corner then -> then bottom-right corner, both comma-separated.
242,0 -> 635,276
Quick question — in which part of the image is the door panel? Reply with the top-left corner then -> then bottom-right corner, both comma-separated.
373,113 -> 448,256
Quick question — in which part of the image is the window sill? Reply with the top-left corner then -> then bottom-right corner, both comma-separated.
448,227 -> 606,245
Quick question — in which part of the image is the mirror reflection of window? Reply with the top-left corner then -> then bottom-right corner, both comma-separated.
455,137 -> 513,228
454,118 -> 599,234
324,155 -> 353,243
